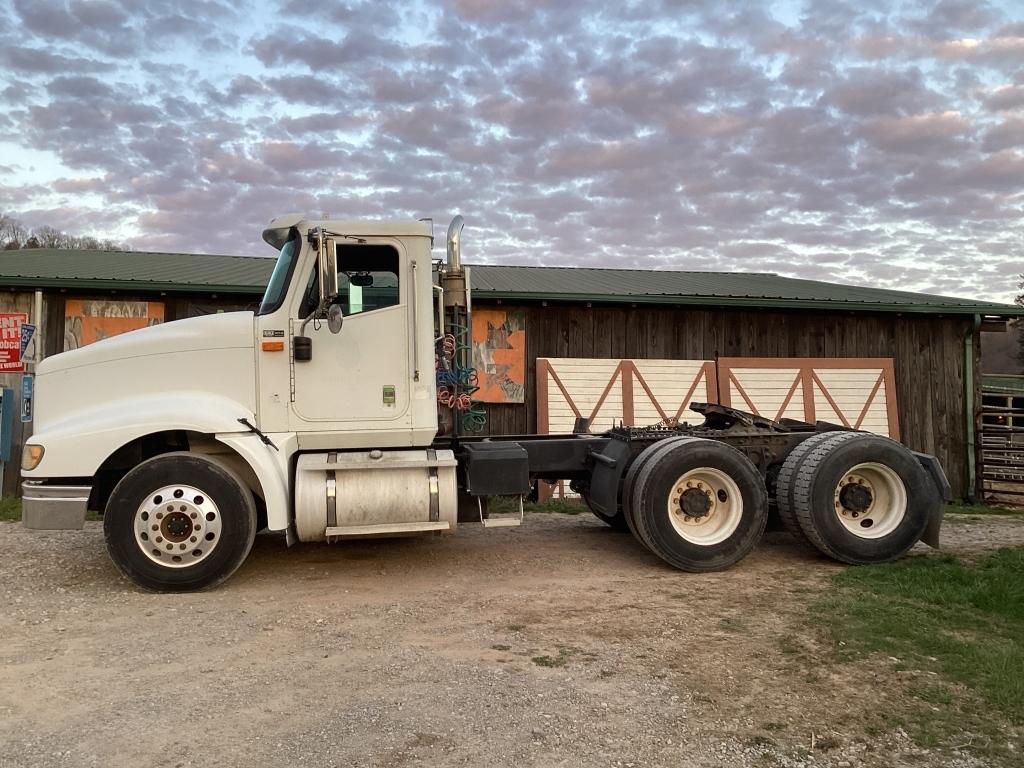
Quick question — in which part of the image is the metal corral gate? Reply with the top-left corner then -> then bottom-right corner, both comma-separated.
980,376 -> 1024,505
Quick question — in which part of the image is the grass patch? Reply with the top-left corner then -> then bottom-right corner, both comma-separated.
818,548 -> 1024,755
487,496 -> 586,516
531,646 -> 577,668
946,502 -> 1022,516
0,496 -> 21,521
0,497 -> 99,522
524,499 -> 586,515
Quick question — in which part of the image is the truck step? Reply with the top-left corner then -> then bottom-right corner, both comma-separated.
479,497 -> 524,529
481,517 -> 522,528
325,521 -> 451,538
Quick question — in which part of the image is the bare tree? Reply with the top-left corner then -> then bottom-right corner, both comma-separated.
0,214 -> 29,249
0,213 -> 129,251
32,225 -> 68,248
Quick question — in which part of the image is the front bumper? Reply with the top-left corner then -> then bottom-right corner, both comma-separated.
21,482 -> 91,530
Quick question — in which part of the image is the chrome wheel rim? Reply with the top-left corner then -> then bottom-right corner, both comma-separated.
666,468 -> 743,545
134,484 -> 222,568
833,462 -> 907,539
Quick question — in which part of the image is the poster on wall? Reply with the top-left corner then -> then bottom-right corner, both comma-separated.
471,308 -> 526,403
0,312 -> 29,372
64,300 -> 165,351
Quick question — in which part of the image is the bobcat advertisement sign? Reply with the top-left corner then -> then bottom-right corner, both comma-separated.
0,312 -> 28,373
471,308 -> 526,403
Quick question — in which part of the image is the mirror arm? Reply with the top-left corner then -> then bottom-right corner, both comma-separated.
298,306 -> 320,336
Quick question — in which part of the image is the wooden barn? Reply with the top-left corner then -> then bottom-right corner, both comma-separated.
0,247 -> 1020,501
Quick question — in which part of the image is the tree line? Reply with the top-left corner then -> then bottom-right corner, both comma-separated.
0,212 -> 127,251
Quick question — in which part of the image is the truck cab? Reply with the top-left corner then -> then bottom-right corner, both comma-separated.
22,216 -> 465,589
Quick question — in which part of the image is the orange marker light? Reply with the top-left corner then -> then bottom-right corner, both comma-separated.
262,341 -> 285,352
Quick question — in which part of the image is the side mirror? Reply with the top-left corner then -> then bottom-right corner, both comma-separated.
319,236 -> 339,306
327,303 -> 343,334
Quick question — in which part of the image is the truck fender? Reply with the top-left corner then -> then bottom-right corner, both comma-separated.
24,393 -> 258,480
215,432 -> 297,535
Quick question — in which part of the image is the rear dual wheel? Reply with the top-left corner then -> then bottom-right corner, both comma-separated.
777,432 -> 938,564
624,438 -> 768,572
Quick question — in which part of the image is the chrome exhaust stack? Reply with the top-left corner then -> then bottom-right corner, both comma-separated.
446,215 -> 464,272
442,215 -> 467,308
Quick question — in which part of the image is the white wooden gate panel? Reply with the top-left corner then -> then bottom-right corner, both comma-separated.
536,356 -> 901,500
632,360 -> 714,427
537,358 -> 717,434
727,367 -> 806,422
718,358 -> 899,439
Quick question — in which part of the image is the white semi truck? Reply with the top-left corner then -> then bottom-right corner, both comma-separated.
22,216 -> 949,591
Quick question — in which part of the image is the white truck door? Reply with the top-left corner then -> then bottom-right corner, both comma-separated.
290,240 -> 412,430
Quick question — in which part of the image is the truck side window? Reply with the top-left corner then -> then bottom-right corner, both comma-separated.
299,244 -> 401,318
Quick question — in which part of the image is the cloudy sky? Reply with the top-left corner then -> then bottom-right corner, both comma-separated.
0,0 -> 1022,303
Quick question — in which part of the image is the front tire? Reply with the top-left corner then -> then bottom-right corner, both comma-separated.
104,452 -> 258,592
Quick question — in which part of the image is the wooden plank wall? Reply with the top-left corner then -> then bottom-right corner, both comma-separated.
476,303 -> 976,498
0,289 -> 979,500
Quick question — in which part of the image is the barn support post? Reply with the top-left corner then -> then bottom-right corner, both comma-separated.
32,290 -> 42,353
964,314 -> 981,502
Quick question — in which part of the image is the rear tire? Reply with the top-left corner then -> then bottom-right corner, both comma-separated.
791,432 -> 938,564
629,438 -> 768,572
621,438 -> 699,540
775,433 -> 837,549
104,452 -> 258,592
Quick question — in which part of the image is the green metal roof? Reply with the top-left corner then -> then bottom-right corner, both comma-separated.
0,248 -> 1019,316
0,248 -> 274,294
468,264 -> 1023,315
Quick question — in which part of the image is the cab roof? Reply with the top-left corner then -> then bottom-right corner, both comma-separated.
263,214 -> 433,247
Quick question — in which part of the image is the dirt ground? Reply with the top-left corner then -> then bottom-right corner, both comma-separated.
2,513 -> 1023,768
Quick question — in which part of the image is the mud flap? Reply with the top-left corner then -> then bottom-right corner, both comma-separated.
587,439 -> 631,516
913,451 -> 951,549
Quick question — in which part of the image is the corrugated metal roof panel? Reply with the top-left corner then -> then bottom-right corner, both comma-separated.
0,249 -> 274,292
467,264 -> 1021,315
0,249 -> 1018,315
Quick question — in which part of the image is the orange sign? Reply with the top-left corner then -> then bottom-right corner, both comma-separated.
64,300 -> 165,351
471,309 -> 526,403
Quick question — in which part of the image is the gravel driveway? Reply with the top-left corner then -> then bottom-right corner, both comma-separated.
2,512 -> 1022,768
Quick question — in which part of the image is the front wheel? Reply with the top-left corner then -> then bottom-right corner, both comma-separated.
104,452 -> 258,592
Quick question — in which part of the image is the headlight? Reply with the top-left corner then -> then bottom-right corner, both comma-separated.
22,444 -> 44,471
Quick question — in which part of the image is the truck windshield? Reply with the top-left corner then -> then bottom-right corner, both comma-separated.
257,231 -> 300,315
